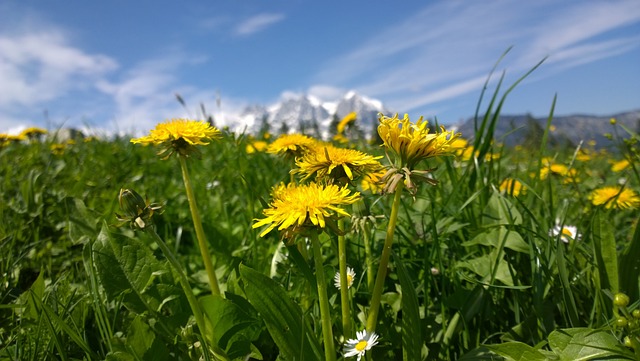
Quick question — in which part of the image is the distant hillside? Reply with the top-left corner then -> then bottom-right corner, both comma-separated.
455,110 -> 640,149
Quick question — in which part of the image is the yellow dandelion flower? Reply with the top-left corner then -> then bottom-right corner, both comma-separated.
253,182 -> 360,239
294,144 -> 383,185
19,127 -> 48,139
499,178 -> 526,197
589,186 -> 640,209
540,163 -> 578,183
332,133 -> 349,144
131,119 -> 221,158
576,150 -> 592,162
336,112 -> 357,134
361,170 -> 386,194
246,140 -> 268,154
267,133 -> 318,159
378,113 -> 459,169
611,159 -> 630,172
50,143 -> 66,155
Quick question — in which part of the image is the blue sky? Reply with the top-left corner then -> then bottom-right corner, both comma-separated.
1,0 -> 639,135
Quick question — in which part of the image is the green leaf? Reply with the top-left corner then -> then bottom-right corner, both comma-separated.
619,218 -> 640,300
463,227 -> 529,253
485,341 -> 548,361
125,315 -> 169,361
592,212 -> 619,295
457,252 -> 514,286
93,223 -> 160,313
394,252 -> 424,361
240,264 -> 322,361
483,191 -> 523,226
200,294 -> 262,359
548,328 -> 636,360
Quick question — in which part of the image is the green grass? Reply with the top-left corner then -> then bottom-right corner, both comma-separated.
1,78 -> 639,360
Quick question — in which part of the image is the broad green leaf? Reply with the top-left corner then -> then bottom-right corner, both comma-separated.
457,252 -> 514,286
394,252 -> 424,361
485,341 -> 547,361
548,328 -> 636,361
463,227 -> 529,253
482,191 -> 522,226
240,264 -> 322,361
93,222 -> 160,314
619,219 -> 640,300
200,294 -> 262,359
592,212 -> 619,295
125,315 -> 169,361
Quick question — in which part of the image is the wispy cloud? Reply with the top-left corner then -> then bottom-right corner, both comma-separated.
235,13 -> 285,36
0,26 -> 118,131
313,0 -> 640,115
0,30 -> 117,107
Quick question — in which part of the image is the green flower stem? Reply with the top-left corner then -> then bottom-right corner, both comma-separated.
337,218 -> 352,338
311,233 -> 337,361
366,181 -> 404,332
362,222 -> 375,293
144,228 -> 213,357
178,155 -> 221,296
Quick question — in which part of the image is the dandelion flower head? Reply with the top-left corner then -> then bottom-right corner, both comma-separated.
378,113 -> 459,169
499,178 -> 526,197
334,267 -> 356,290
336,112 -> 357,134
589,186 -> 640,209
131,119 -> 220,158
344,330 -> 379,361
294,144 -> 383,185
253,182 -> 360,239
267,133 -> 318,158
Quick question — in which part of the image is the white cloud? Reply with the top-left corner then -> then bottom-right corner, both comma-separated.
235,13 -> 285,36
0,30 -> 117,107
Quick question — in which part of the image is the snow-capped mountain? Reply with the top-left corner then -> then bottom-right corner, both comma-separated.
224,91 -> 389,139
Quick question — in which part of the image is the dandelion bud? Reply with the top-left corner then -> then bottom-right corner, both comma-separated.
610,118 -> 617,125
116,189 -> 164,230
614,293 -> 630,307
119,189 -> 147,218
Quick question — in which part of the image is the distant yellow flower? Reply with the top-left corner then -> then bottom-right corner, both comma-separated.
50,143 -> 66,155
267,133 -> 318,159
589,186 -> 640,209
611,159 -> 630,172
19,127 -> 48,139
246,140 -> 268,154
332,133 -> 349,144
499,178 -> 526,197
336,112 -> 357,134
253,182 -> 360,239
576,150 -> 592,162
540,163 -> 578,183
378,113 -> 459,169
294,144 -> 383,185
131,119 -> 221,158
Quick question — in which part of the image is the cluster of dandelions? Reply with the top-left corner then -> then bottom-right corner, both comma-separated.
253,112 -> 459,360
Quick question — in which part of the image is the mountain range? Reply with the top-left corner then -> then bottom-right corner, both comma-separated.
221,91 -> 388,138
221,90 -> 639,149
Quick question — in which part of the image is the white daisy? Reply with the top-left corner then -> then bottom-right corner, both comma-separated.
550,224 -> 579,244
334,267 -> 356,290
344,330 -> 379,360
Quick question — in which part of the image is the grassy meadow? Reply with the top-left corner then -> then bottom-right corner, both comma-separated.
1,77 -> 640,361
